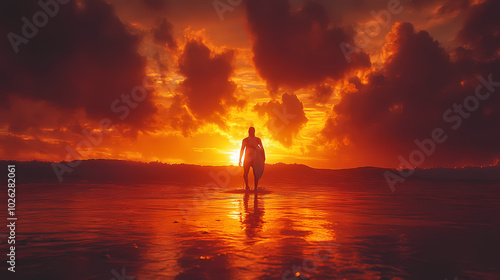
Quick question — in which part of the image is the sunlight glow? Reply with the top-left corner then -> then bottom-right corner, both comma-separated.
230,149 -> 240,165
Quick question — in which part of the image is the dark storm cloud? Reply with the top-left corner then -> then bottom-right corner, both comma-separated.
435,0 -> 471,15
458,0 -> 500,59
321,22 -> 500,167
0,134 -> 68,160
152,18 -> 177,49
0,0 -> 157,132
255,93 -> 308,147
178,39 -> 244,126
401,0 -> 470,12
0,96 -> 66,134
141,0 -> 169,10
165,95 -> 198,137
311,83 -> 334,104
245,0 -> 370,91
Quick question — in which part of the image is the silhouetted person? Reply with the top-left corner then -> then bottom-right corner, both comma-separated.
239,127 -> 265,191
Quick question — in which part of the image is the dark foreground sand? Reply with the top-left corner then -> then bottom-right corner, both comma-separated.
1,175 -> 499,280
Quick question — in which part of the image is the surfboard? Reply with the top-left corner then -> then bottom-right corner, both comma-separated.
253,146 -> 265,179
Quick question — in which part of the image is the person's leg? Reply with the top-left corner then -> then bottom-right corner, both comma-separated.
243,162 -> 250,190
253,167 -> 259,191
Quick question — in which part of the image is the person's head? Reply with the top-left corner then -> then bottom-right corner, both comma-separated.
248,127 -> 255,137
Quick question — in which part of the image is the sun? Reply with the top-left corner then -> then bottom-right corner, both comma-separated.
230,149 -> 242,165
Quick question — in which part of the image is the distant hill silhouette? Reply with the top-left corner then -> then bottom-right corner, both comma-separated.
1,160 -> 499,187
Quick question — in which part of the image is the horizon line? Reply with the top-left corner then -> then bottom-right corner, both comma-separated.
2,158 -> 499,171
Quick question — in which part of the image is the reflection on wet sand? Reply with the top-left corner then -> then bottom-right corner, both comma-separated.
242,192 -> 265,242
6,182 -> 500,280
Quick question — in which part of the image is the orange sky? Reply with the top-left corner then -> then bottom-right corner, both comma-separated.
1,0 -> 499,169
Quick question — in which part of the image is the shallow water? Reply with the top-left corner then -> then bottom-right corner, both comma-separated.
2,181 -> 500,280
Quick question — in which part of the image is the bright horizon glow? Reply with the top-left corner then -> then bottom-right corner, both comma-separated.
230,149 -> 241,165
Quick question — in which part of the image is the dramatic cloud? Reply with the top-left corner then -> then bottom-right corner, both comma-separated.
245,0 -> 371,91
458,0 -> 500,59
0,95 -> 73,134
1,0 -> 499,168
321,22 -> 500,167
255,93 -> 308,147
141,0 -> 169,10
165,95 -> 198,137
177,40 -> 244,126
152,18 -> 177,49
311,83 -> 334,104
435,0 -> 472,15
0,134 -> 68,161
408,0 -> 472,12
0,0 -> 157,132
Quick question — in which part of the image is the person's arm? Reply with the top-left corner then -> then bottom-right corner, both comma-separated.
239,139 -> 246,166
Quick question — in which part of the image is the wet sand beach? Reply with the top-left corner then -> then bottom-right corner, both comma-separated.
2,178 -> 499,280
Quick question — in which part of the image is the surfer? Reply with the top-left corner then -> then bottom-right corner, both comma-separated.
239,127 -> 266,191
